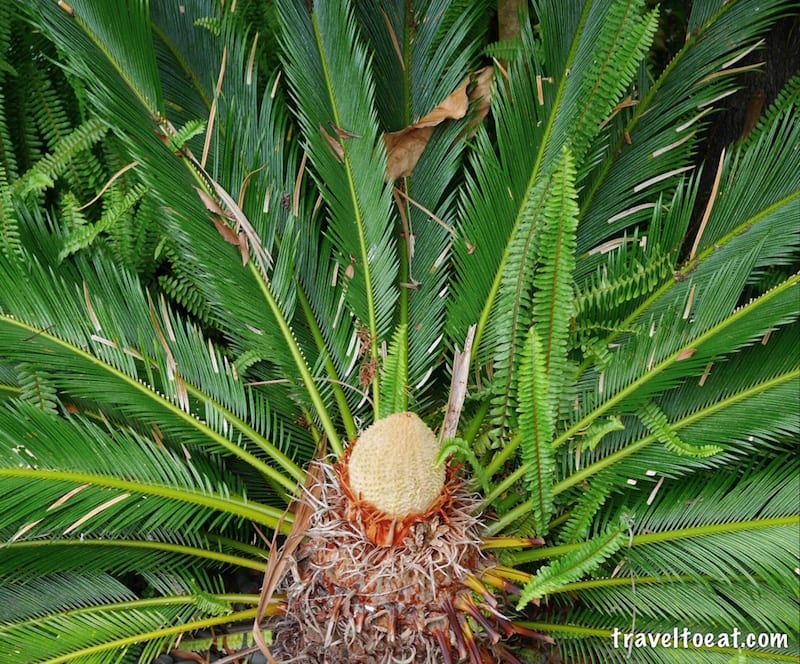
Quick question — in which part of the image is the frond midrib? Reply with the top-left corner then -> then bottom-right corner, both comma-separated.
507,515 -> 797,564
0,467 -> 288,529
23,606 -> 259,664
1,313 -> 299,491
485,366 -> 799,534
575,187 -> 800,378
471,2 -> 594,358
6,536 -> 266,572
556,273 -> 800,447
311,10 -> 383,415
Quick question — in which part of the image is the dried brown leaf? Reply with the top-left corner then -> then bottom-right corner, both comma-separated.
212,216 -> 240,246
195,186 -> 225,216
254,461 -> 325,661
383,78 -> 469,181
237,230 -> 250,265
320,123 -> 345,162
441,324 -> 476,441
384,126 -> 434,180
384,70 -> 493,181
415,78 -> 470,127
468,66 -> 494,127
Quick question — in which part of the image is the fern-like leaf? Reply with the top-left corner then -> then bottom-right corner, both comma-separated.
640,401 -> 723,458
517,524 -> 626,609
517,326 -> 555,536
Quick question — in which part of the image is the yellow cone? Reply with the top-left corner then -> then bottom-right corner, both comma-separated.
347,412 -> 445,517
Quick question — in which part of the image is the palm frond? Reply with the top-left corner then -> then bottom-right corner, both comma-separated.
577,0 -> 794,256
277,0 -> 398,417
0,590 -> 256,664
0,249 -> 302,490
0,401 -> 285,534
488,147 -> 579,433
26,0 -> 344,453
517,524 -> 626,609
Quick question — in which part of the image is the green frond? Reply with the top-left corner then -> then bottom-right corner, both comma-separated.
0,166 -> 18,255
578,0 -> 793,254
150,0 -> 217,121
694,105 -> 800,266
484,146 -> 580,437
0,590 -> 256,664
156,271 -> 214,325
557,473 -> 616,546
380,323 -> 408,417
58,183 -> 147,261
517,326 -> 556,536
14,118 -> 108,199
640,401 -> 723,458
0,249 -> 302,489
531,148 -> 580,410
277,0 -> 399,416
582,417 -> 626,453
24,50 -> 75,152
0,401 -> 286,533
400,124 -> 463,409
574,177 -> 694,314
517,524 -> 626,610
1,535 -> 265,588
14,363 -> 58,414
0,572 -> 135,623
567,262 -> 798,434
543,0 -> 658,172
28,0 -> 345,453
47,0 -> 164,115
559,364 -> 799,500
563,577 -> 798,638
165,118 -> 206,153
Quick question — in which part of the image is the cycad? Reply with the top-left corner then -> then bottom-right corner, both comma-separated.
1,1 -> 798,663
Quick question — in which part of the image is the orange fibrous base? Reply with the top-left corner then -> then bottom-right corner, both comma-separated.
266,460 -> 554,663
336,447 -> 457,547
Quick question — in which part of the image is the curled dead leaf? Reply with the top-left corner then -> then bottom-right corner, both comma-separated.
212,216 -> 240,246
384,68 -> 494,181
384,126 -> 434,180
468,66 -> 494,128
195,186 -> 226,216
320,124 -> 345,162
414,78 -> 470,128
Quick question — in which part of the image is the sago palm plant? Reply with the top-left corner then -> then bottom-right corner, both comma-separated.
1,0 -> 798,662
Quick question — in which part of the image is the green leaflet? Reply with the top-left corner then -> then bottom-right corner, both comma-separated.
436,437 -> 490,493
517,525 -> 626,610
379,322 -> 408,418
557,473 -> 615,546
531,147 -> 580,414
58,183 -> 148,261
14,118 -> 108,198
490,147 -> 580,433
517,326 -> 555,536
582,417 -> 625,452
640,401 -> 723,458
166,118 -> 206,153
14,363 -> 58,414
